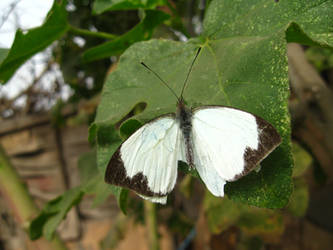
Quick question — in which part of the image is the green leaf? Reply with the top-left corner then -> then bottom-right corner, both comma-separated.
287,178 -> 309,217
96,122 -> 123,173
204,193 -> 242,234
93,36 -> 292,208
237,208 -> 284,238
92,0 -> 333,208
78,150 -> 99,185
29,150 -> 128,241
0,49 -> 9,64
204,193 -> 284,237
82,171 -> 128,212
306,47 -> 333,71
29,187 -> 84,240
292,142 -> 312,178
203,0 -> 333,47
178,161 -> 200,178
0,0 -> 68,84
79,150 -> 128,212
93,0 -> 167,14
82,10 -> 170,62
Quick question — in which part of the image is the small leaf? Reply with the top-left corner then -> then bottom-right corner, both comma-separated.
0,1 -> 68,84
237,208 -> 284,240
178,161 -> 200,179
29,187 -> 83,240
84,175 -> 123,208
93,0 -> 167,14
79,150 -> 128,213
115,187 -> 129,214
292,142 -> 312,178
78,150 -> 98,185
203,193 -> 242,234
203,192 -> 285,238
287,178 -> 309,217
82,10 -> 170,62
29,150 -> 129,241
306,46 -> 333,71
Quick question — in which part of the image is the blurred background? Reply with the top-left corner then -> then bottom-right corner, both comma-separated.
0,0 -> 333,249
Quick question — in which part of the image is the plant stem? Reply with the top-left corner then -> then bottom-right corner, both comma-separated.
69,25 -> 117,40
0,144 -> 67,250
144,200 -> 160,250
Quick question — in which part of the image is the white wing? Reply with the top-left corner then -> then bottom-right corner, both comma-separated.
192,107 -> 281,196
105,115 -> 182,203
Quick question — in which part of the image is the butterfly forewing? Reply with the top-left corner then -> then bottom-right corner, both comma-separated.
105,114 -> 183,203
191,106 -> 281,194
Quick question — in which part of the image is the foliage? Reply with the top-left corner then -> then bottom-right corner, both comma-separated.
203,142 -> 312,243
0,1 -> 68,83
0,0 -> 332,244
81,10 -> 170,62
93,0 -> 167,14
306,47 -> 333,71
29,150 -> 127,240
0,49 -> 9,64
94,0 -> 333,210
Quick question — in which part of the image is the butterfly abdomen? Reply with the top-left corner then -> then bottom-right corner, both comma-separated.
177,100 -> 195,168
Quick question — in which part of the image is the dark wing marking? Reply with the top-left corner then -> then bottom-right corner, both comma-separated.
192,105 -> 281,182
233,115 -> 281,180
105,113 -> 179,198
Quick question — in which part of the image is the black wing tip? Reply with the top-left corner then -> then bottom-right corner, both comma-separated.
231,116 -> 282,181
104,148 -> 122,184
104,147 -> 167,197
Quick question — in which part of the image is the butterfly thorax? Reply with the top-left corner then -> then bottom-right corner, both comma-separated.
176,99 -> 192,130
176,98 -> 195,168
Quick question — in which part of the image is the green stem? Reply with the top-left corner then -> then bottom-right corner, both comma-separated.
144,200 -> 159,250
69,25 -> 117,40
0,144 -> 67,250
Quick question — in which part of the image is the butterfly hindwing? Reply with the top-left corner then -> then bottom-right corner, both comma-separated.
105,114 -> 182,203
191,106 -> 281,196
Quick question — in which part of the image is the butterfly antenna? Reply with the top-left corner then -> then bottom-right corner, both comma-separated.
180,47 -> 201,98
140,62 -> 180,101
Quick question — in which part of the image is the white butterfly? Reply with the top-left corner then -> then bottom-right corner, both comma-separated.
105,48 -> 281,204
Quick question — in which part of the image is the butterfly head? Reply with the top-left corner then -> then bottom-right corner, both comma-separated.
176,97 -> 192,125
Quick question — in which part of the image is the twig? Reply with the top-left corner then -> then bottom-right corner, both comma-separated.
69,26 -> 117,40
0,0 -> 20,29
144,201 -> 160,250
0,59 -> 55,116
